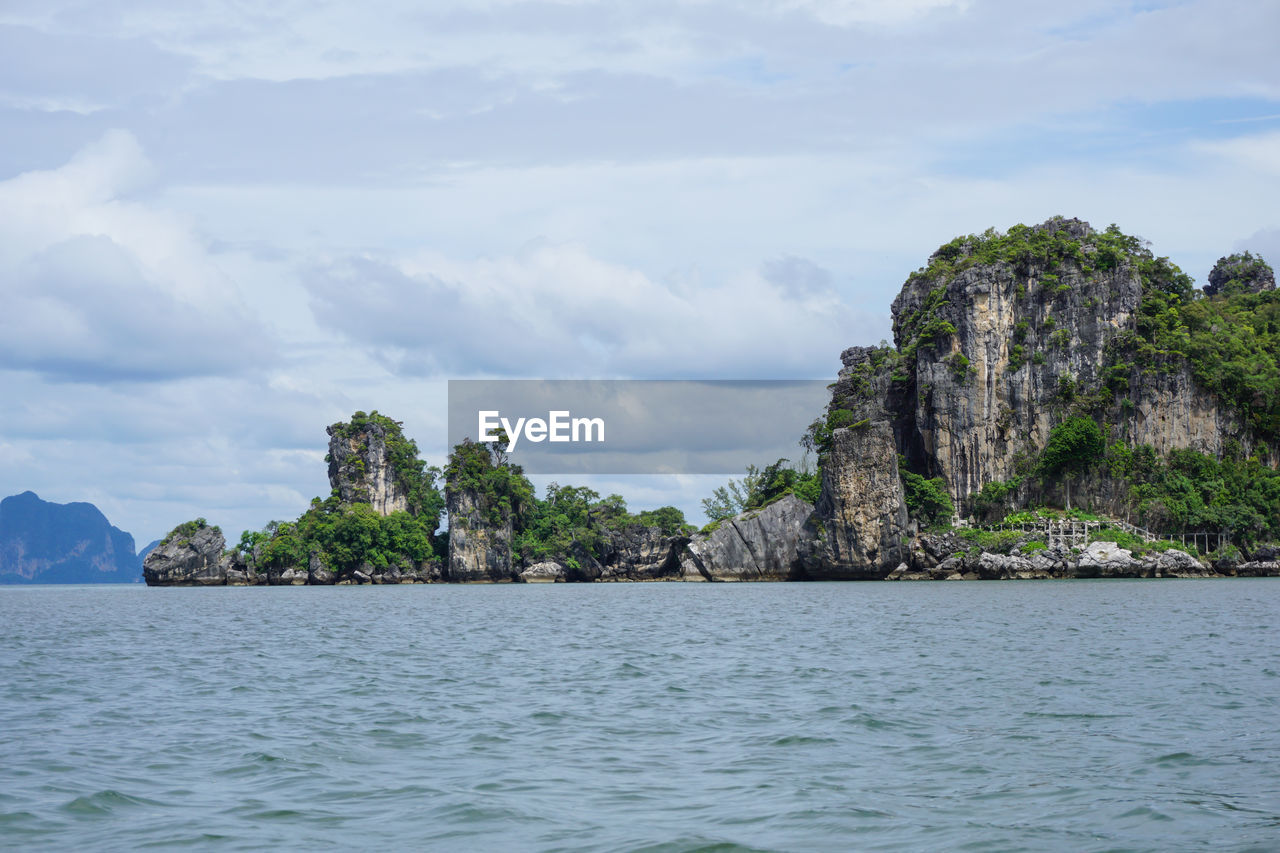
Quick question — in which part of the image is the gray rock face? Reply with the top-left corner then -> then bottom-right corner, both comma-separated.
1124,368 -> 1246,463
1072,541 -> 1142,577
520,561 -> 566,583
1236,561 -> 1280,577
599,526 -> 687,581
327,421 -> 410,516
446,488 -> 514,582
890,219 -> 1144,507
1148,547 -> 1209,576
307,552 -> 334,585
681,495 -> 813,581
143,525 -> 229,586
275,566 -> 309,585
974,552 -> 1039,579
799,421 -> 910,579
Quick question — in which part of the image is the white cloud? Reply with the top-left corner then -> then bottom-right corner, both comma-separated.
0,130 -> 275,381
306,241 -> 874,379
776,0 -> 967,27
1196,130 -> 1280,177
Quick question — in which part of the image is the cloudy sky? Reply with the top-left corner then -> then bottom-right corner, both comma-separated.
2,0 -> 1278,545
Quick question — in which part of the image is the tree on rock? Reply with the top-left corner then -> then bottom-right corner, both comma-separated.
1039,416 -> 1104,510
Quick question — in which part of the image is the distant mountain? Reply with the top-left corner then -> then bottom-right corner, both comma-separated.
138,539 -> 161,564
0,491 -> 140,584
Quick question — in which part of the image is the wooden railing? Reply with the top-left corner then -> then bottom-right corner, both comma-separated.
971,517 -> 1231,553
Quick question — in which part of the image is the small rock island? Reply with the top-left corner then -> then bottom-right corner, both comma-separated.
145,218 -> 1280,584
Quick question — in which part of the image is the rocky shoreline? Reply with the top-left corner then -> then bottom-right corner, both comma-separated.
144,494 -> 1279,585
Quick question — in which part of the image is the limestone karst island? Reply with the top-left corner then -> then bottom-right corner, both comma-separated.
144,218 -> 1280,585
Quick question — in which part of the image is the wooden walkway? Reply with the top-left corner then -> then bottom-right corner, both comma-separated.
974,517 -> 1231,553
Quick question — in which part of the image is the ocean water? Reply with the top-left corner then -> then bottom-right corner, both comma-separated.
1,581 -> 1278,852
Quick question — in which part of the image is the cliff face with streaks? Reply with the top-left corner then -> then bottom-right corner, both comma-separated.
888,217 -> 1144,502
327,419 -> 412,516
446,486 -> 516,582
797,421 -> 909,579
801,218 -> 1277,577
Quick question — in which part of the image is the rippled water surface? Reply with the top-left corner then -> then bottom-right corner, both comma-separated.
2,581 -> 1279,851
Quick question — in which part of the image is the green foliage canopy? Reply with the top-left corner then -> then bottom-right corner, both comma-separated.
444,438 -> 535,527
898,456 -> 955,526
1039,416 -> 1104,478
701,459 -> 821,523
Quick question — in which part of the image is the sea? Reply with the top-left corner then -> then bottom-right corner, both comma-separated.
1,580 -> 1277,852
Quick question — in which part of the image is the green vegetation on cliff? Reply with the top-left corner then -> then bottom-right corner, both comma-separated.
898,456 -> 954,527
1121,281 -> 1280,437
162,517 -> 219,546
970,426 -> 1280,542
1038,416 -> 1105,510
1107,444 -> 1280,541
701,459 -> 821,524
513,483 -> 693,565
444,437 -> 535,527
886,218 -> 1280,542
908,219 -> 1159,285
918,222 -> 1280,444
242,499 -> 441,574
328,410 -> 446,520
445,436 -> 694,568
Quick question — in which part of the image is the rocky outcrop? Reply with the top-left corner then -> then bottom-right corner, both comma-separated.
598,526 -> 688,581
890,218 -> 1144,504
681,495 -> 812,581
327,419 -> 410,516
1235,561 -> 1280,577
143,524 -> 229,586
798,420 -> 910,579
363,560 -> 440,584
446,488 -> 514,582
886,531 -> 1235,580
1205,252 -> 1275,297
520,561 -> 566,583
792,218 -> 1280,581
1072,540 -> 1144,577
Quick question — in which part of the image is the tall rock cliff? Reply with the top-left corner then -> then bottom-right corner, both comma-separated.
446,487 -> 515,582
798,420 -> 910,579
444,439 -> 524,583
327,412 -> 413,515
802,217 -> 1278,576
886,217 -> 1146,502
795,343 -> 911,579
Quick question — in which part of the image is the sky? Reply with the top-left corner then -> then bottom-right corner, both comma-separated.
1,0 -> 1279,546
